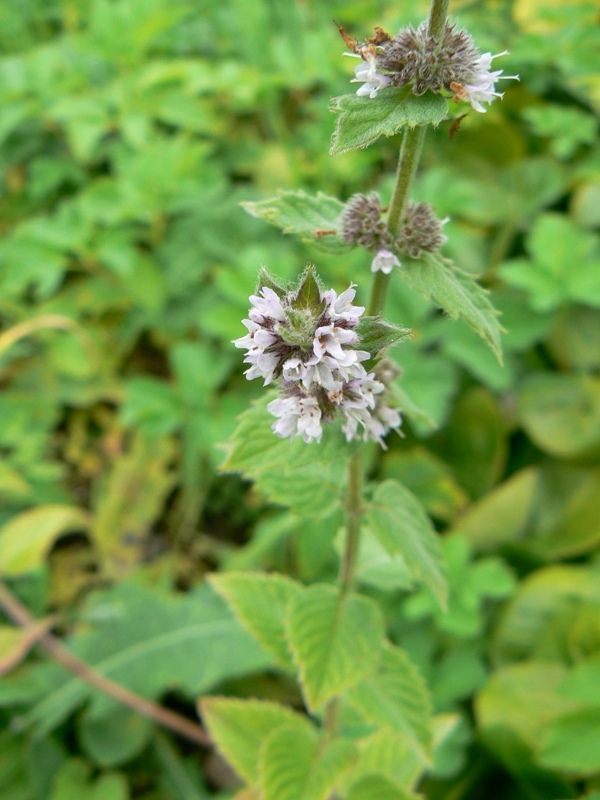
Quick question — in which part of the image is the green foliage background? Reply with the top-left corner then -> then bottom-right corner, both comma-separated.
0,0 -> 599,797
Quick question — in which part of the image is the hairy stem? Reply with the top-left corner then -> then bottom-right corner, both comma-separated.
339,450 -> 363,593
367,126 -> 427,316
0,581 -> 210,747
428,0 -> 450,40
329,0 -> 450,739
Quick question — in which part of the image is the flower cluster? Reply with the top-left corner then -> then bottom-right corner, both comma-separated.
234,269 -> 403,445
345,20 -> 518,112
340,193 -> 447,272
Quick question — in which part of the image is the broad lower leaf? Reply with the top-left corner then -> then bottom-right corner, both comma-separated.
23,583 -> 270,735
78,707 -> 151,768
346,644 -> 433,759
367,480 -> 447,609
259,722 -> 355,800
209,572 -> 300,670
286,584 -> 385,711
201,698 -> 304,785
400,255 -> 503,363
0,505 -> 90,577
330,90 -> 448,155
241,191 -> 348,253
347,775 -> 416,800
221,395 -> 348,518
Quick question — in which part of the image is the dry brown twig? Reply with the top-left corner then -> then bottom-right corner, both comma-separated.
0,580 -> 210,747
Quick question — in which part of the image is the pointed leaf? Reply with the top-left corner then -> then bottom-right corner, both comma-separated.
400,255 -> 503,362
200,698 -> 305,785
357,316 -> 412,355
330,90 -> 448,156
367,480 -> 447,609
209,572 -> 300,670
259,722 -> 355,800
292,265 -> 322,312
257,267 -> 288,297
242,191 -> 348,253
346,644 -> 433,759
286,584 -> 385,711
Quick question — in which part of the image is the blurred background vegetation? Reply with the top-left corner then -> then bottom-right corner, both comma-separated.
0,0 -> 599,797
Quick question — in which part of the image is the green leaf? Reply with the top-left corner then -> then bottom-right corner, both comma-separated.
518,374 -> 600,458
259,722 -> 355,800
242,192 -> 348,253
367,480 -> 447,609
347,775 -> 416,800
209,572 -> 300,670
286,584 -> 385,711
23,584 -> 270,735
539,708 -> 600,775
330,90 -> 448,155
221,395 -> 348,518
200,698 -> 304,785
493,565 -> 600,664
292,265 -> 323,312
356,317 -> 412,355
0,505 -> 90,577
400,255 -> 503,362
257,267 -> 289,297
345,644 -> 433,759
78,707 -> 151,768
344,729 -> 423,793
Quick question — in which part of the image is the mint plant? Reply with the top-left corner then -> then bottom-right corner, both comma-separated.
202,1 -> 518,797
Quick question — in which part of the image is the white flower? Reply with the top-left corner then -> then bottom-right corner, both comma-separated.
371,248 -> 401,274
322,285 -> 365,324
248,286 -> 286,323
268,395 -> 323,443
242,349 -> 279,385
347,51 -> 391,99
312,324 -> 359,366
462,51 -> 519,113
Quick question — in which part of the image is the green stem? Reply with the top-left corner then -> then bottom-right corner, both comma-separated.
327,0 -> 450,740
339,450 -> 363,593
367,125 -> 426,317
428,0 -> 450,40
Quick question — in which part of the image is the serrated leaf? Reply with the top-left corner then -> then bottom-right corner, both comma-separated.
357,317 -> 412,355
209,572 -> 300,670
348,729 -> 423,792
346,644 -> 433,759
330,90 -> 448,156
257,267 -> 288,297
259,722 -> 355,800
242,192 -> 348,253
0,505 -> 90,577
347,775 -> 416,800
292,265 -> 323,312
367,480 -> 447,609
400,255 -> 503,362
200,698 -> 305,785
221,395 -> 348,518
286,585 -> 385,711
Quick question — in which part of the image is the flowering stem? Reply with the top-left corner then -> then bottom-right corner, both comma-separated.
367,125 -> 426,316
